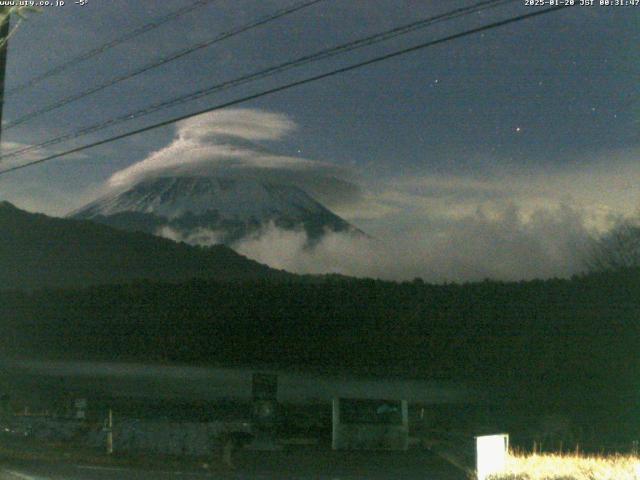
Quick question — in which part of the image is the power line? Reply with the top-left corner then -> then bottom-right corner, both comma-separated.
2,0 -> 217,98
2,0 -> 326,131
0,4 -> 570,178
0,0 -> 516,161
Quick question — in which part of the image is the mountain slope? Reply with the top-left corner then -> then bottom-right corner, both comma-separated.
70,176 -> 360,245
0,201 -> 287,290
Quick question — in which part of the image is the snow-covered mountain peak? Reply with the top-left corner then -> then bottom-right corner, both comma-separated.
71,176 -> 359,246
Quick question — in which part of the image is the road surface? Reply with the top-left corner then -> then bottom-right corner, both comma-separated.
1,449 -> 466,479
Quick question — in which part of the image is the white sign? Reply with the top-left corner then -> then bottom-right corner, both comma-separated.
476,434 -> 509,480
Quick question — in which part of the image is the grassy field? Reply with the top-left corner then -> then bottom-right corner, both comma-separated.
490,451 -> 640,480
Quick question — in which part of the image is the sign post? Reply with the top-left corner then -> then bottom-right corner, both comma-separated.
105,408 -> 113,455
475,434 -> 509,480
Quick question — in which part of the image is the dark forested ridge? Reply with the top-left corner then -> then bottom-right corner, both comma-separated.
0,201 -> 287,288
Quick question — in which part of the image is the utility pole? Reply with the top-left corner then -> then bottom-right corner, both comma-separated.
0,10 -> 10,148
105,408 -> 114,455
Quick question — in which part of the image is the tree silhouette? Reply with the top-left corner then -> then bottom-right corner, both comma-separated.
585,221 -> 640,272
0,6 -> 40,50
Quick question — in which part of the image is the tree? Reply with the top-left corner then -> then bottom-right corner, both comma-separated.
584,221 -> 640,272
0,6 -> 40,49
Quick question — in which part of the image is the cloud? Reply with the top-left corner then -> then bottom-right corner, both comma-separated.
175,108 -> 296,142
233,203 -> 594,282
357,150 -> 640,234
310,154 -> 640,282
107,109 -> 363,210
233,150 -> 640,282
155,225 -> 225,246
234,222 -> 384,278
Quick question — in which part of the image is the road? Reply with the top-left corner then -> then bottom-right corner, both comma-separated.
2,463 -> 215,480
0,449 -> 466,479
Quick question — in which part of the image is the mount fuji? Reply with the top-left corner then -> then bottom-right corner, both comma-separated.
70,176 -> 361,246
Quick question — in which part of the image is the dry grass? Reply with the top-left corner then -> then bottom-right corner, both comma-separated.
489,451 -> 640,480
